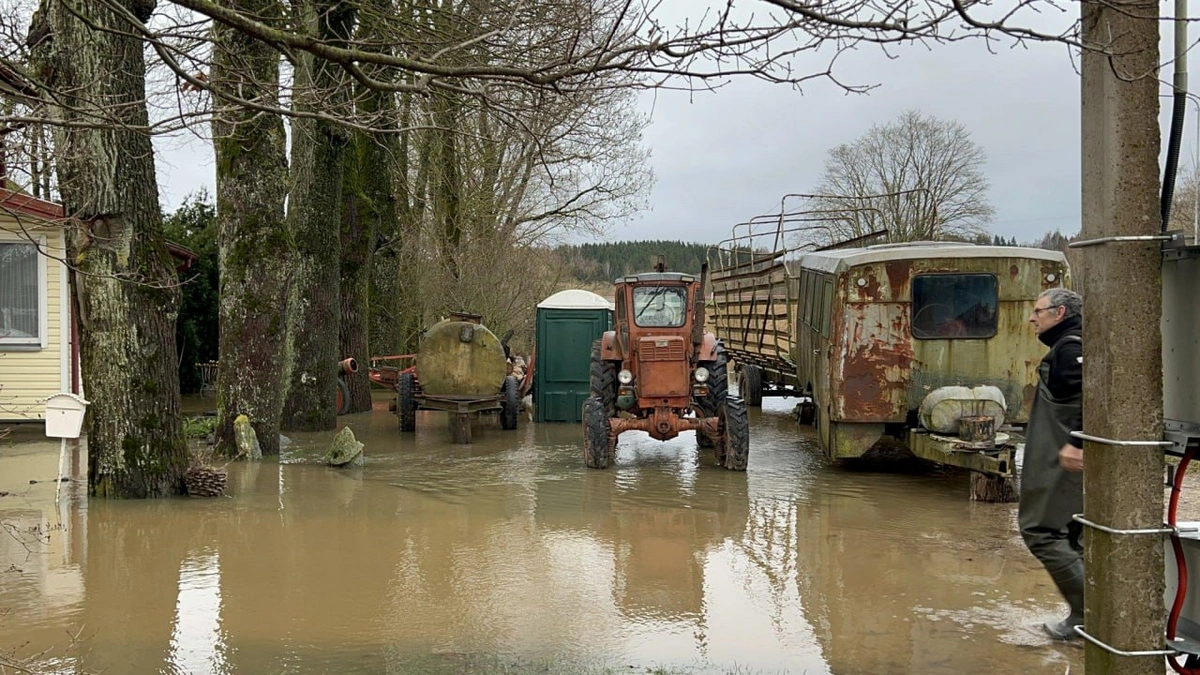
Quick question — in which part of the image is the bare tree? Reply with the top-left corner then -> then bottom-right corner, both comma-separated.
812,110 -> 995,244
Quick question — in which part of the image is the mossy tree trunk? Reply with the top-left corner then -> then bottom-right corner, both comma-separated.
282,0 -> 355,431
210,0 -> 292,456
340,4 -> 398,414
40,0 -> 186,497
339,140 -> 382,414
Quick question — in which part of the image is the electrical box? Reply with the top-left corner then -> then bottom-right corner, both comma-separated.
1163,246 -> 1200,452
43,393 -> 89,439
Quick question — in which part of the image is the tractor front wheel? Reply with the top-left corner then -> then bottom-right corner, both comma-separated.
722,397 -> 750,471
583,396 -> 614,469
590,340 -> 618,418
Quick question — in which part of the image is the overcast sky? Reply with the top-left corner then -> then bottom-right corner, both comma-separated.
151,2 -> 1189,249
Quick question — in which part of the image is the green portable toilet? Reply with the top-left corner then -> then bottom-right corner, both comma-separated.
534,289 -> 614,423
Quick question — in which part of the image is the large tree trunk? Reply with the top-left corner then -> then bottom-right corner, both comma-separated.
40,0 -> 186,497
282,0 -> 354,431
339,14 -> 397,414
339,156 -> 376,415
210,0 -> 292,455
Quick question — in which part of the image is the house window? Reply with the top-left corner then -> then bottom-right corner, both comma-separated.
911,273 -> 998,340
0,240 -> 45,347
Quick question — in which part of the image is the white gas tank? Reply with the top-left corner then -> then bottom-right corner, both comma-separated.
918,385 -> 1007,434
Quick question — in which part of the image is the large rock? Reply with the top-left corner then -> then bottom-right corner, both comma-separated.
233,414 -> 262,460
325,427 -> 364,467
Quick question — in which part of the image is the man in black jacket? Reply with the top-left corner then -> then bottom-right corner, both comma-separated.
1019,287 -> 1085,640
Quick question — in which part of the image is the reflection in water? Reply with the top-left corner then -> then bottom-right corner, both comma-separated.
169,550 -> 228,675
0,400 -> 1083,673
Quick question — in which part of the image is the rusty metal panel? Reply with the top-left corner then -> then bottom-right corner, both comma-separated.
833,302 -> 912,421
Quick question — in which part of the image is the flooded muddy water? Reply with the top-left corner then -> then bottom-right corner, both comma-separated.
1,397 -> 1085,674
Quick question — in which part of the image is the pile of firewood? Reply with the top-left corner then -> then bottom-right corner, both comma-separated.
185,446 -> 227,497
184,465 -> 227,497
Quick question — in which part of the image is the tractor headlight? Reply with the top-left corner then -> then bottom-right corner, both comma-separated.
694,367 -> 710,383
618,369 -> 634,384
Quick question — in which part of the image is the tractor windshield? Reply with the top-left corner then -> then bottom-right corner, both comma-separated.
632,285 -> 688,328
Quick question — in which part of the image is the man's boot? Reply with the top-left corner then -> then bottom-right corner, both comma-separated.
1043,561 -> 1085,640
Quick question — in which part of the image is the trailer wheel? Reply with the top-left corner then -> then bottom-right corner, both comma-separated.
397,372 -> 417,432
336,377 -> 351,416
696,344 -> 730,418
738,365 -> 763,407
583,396 -> 613,469
722,397 -> 750,471
590,340 -> 618,418
500,375 -> 520,430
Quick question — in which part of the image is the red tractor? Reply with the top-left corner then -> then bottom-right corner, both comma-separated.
584,260 -> 750,471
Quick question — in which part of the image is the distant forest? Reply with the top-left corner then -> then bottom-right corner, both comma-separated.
556,240 -> 712,283
556,232 -> 1071,284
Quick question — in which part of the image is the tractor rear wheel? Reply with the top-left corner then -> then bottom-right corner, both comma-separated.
722,397 -> 750,471
583,396 -> 613,469
500,375 -> 520,430
738,365 -> 763,407
397,372 -> 417,432
590,340 -> 618,418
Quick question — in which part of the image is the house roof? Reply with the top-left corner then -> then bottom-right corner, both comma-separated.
0,187 -> 64,220
0,188 -> 198,272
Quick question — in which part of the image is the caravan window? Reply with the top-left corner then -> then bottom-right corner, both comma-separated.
911,274 -> 998,340
821,277 -> 834,336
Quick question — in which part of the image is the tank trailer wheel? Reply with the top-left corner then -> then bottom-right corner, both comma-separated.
397,372 -> 417,432
583,396 -> 614,469
738,365 -> 763,407
722,397 -> 750,471
500,375 -> 520,430
590,340 -> 618,418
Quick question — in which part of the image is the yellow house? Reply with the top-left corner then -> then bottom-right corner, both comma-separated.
0,188 -> 72,422
0,190 -> 199,423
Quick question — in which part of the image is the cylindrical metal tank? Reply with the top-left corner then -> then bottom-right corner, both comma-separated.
415,316 -> 508,397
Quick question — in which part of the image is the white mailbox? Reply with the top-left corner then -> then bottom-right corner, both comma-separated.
43,393 -> 89,439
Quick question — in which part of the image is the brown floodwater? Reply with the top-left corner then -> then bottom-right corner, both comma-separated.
0,397 -> 1086,674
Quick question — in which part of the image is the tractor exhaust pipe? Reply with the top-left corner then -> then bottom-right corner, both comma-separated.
693,262 -> 708,349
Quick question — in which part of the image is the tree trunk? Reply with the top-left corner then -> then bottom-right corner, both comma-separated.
339,190 -> 373,414
339,146 -> 379,414
210,0 -> 292,456
40,0 -> 186,497
341,18 -> 397,413
282,0 -> 354,431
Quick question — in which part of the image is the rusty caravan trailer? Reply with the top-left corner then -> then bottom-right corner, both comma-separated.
709,239 -> 1069,494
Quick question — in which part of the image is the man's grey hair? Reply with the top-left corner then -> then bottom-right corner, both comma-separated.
1038,288 -> 1083,319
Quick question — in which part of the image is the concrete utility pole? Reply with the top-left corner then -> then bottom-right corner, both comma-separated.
1080,0 -> 1165,671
